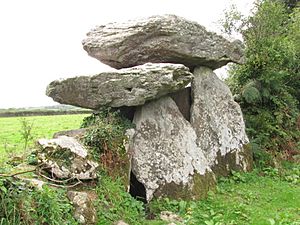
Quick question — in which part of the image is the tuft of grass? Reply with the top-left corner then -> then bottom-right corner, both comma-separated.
94,174 -> 145,225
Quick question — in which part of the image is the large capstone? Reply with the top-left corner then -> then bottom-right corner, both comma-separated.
82,14 -> 244,70
131,96 -> 216,202
46,63 -> 193,109
190,67 -> 252,176
37,136 -> 98,180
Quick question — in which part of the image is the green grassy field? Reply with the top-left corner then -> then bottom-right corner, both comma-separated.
0,114 -> 299,224
0,114 -> 88,164
185,169 -> 300,224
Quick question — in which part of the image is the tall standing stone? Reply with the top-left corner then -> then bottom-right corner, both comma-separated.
131,96 -> 215,202
190,67 -> 252,176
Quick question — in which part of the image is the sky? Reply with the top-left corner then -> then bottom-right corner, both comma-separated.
0,0 -> 254,109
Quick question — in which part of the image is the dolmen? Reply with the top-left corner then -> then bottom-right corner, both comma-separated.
45,15 -> 252,202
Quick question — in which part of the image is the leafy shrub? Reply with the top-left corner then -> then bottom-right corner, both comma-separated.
0,177 -> 77,225
281,163 -> 300,185
81,107 -> 134,181
81,108 -> 133,158
223,0 -> 300,163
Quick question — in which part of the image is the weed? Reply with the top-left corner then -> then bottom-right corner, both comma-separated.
19,118 -> 34,151
282,164 -> 300,185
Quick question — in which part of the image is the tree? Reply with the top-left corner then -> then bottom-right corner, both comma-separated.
281,0 -> 300,10
223,0 -> 300,163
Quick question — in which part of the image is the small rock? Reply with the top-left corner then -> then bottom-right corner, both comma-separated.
160,211 -> 183,223
22,178 -> 45,190
53,128 -> 87,139
67,191 -> 96,224
37,136 -> 98,180
114,220 -> 129,225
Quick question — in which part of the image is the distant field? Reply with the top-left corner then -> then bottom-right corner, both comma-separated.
0,114 -> 89,164
0,110 -> 91,117
0,104 -> 91,117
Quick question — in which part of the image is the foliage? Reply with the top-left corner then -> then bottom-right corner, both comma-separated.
0,177 -> 77,225
223,0 -> 300,162
81,108 -> 133,160
280,0 -> 300,11
219,4 -> 245,36
19,118 -> 34,151
94,174 -> 145,225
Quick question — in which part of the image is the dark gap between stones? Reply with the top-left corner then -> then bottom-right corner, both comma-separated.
129,171 -> 147,204
113,106 -> 136,122
169,87 -> 191,122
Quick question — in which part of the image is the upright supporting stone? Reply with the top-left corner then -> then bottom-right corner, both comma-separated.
131,96 -> 215,202
190,67 -> 252,176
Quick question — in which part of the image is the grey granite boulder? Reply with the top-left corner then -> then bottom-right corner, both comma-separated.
37,136 -> 98,180
190,67 -> 252,176
46,63 -> 193,109
131,96 -> 216,202
67,191 -> 96,224
82,14 -> 244,70
53,128 -> 87,139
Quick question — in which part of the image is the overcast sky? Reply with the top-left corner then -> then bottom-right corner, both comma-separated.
0,0 -> 254,109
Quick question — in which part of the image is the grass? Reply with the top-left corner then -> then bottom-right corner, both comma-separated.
148,167 -> 300,225
0,114 -> 299,224
0,114 -> 88,164
188,170 -> 300,224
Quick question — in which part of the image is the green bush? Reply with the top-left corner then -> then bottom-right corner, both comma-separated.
0,177 -> 77,225
81,108 -> 133,160
223,0 -> 300,163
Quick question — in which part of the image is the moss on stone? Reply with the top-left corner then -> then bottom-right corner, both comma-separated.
152,171 -> 216,201
211,144 -> 253,177
241,143 -> 254,171
191,171 -> 216,199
